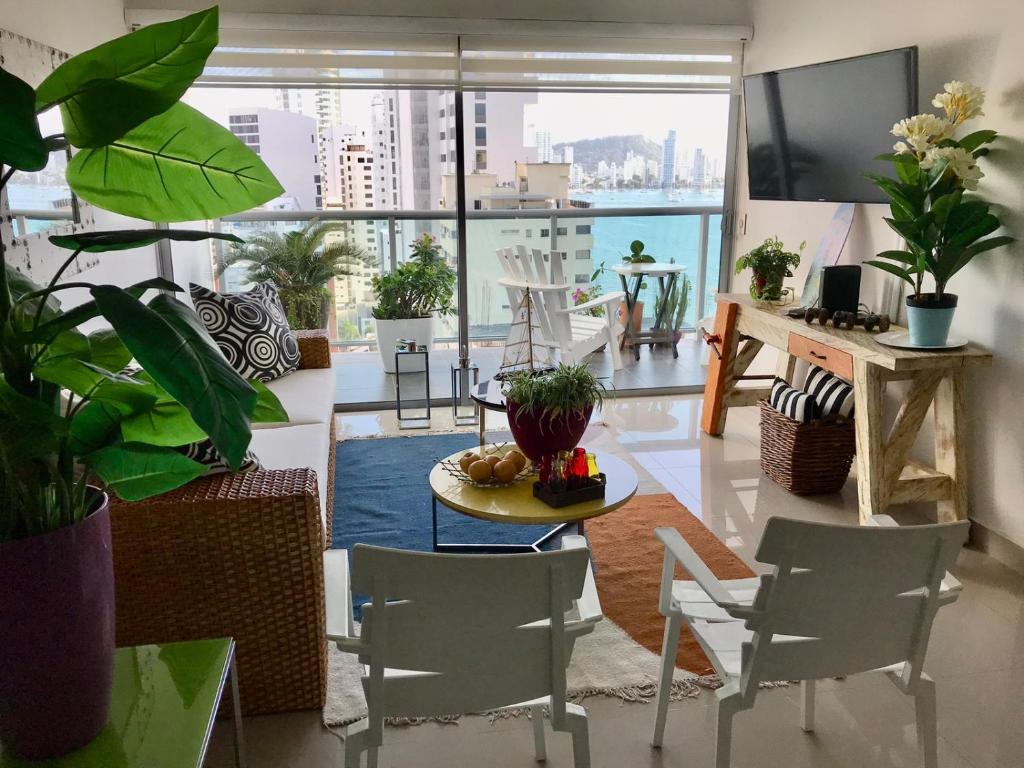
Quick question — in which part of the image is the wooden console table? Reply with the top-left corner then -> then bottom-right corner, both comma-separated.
701,294 -> 991,523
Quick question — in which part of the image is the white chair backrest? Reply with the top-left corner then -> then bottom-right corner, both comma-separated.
742,518 -> 968,695
351,544 -> 590,719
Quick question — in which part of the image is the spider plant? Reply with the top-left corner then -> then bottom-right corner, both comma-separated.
504,363 -> 605,420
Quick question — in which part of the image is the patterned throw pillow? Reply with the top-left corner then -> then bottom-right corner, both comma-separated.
768,377 -> 815,423
177,439 -> 262,476
190,282 -> 300,382
803,365 -> 855,419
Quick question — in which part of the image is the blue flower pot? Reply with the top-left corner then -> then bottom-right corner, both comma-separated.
906,294 -> 958,347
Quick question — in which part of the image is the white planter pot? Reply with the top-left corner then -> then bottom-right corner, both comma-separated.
375,317 -> 434,373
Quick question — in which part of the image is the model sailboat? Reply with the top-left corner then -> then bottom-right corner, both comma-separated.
497,291 -> 555,378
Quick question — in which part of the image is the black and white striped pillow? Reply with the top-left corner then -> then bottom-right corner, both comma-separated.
803,365 -> 855,419
769,377 -> 814,423
177,438 -> 262,476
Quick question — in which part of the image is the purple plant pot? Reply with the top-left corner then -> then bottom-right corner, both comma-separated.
506,401 -> 593,462
0,496 -> 115,760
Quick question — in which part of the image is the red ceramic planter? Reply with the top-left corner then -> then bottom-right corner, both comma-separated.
506,401 -> 593,462
0,496 -> 115,759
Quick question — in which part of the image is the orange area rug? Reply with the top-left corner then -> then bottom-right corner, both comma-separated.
586,493 -> 755,675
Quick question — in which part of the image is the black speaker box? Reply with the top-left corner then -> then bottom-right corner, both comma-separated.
819,265 -> 861,313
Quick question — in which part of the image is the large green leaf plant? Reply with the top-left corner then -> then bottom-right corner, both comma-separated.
0,7 -> 287,541
866,81 -> 1014,300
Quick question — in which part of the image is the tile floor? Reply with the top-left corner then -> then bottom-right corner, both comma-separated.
207,394 -> 1024,768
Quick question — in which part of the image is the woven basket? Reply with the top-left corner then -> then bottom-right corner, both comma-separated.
758,400 -> 855,494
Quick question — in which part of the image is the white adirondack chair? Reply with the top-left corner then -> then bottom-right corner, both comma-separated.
324,535 -> 602,768
650,515 -> 969,768
497,246 -> 625,370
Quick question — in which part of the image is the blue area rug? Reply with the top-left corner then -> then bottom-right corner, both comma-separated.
332,433 -> 562,554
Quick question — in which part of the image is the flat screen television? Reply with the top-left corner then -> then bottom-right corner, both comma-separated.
743,47 -> 918,203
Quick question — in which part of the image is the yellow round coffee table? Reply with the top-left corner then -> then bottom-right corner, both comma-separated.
429,444 -> 638,553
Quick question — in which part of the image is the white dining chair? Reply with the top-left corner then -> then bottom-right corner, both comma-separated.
324,535 -> 602,768
650,516 -> 968,768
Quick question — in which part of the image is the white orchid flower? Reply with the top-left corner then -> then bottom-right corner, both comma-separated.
932,81 -> 985,125
919,146 -> 984,190
891,114 -> 954,155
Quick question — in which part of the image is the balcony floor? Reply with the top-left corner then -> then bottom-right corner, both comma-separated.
332,336 -> 708,410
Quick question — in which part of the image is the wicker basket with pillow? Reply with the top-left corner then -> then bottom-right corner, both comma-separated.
759,369 -> 855,494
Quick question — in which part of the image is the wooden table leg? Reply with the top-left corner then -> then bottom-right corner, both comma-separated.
934,370 -> 968,522
853,359 -> 886,523
700,300 -> 739,436
776,351 -> 797,384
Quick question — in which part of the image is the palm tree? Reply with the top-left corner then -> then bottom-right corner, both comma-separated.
218,220 -> 371,329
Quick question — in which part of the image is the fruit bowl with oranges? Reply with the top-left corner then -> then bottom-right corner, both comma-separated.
439,444 -> 533,487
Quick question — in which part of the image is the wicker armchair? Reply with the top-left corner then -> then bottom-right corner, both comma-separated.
110,329 -> 335,715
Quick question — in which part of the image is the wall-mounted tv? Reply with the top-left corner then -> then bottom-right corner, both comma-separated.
743,47 -> 918,203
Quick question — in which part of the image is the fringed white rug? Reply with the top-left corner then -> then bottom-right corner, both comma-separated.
322,617 -> 720,728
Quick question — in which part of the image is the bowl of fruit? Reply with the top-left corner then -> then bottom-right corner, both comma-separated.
441,444 -> 533,487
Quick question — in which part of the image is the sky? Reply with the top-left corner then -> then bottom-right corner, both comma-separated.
184,87 -> 729,160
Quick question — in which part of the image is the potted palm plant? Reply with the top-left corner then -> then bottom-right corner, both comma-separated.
866,81 -> 1014,346
0,7 -> 284,759
371,233 -> 456,373
217,220 -> 368,330
735,236 -> 804,302
504,364 -> 605,462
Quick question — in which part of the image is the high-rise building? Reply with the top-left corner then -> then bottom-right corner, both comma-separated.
561,145 -> 574,165
692,147 -> 707,187
275,88 -> 345,205
536,130 -> 553,163
370,92 -> 402,210
227,108 -> 319,209
661,129 -> 677,187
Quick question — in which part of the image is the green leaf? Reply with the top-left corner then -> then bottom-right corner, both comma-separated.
5,264 -> 62,321
930,190 -> 964,229
34,357 -> 157,410
874,250 -> 918,266
35,7 -> 219,147
31,276 -> 181,340
88,329 -> 133,371
250,379 -> 289,423
91,287 -> 256,468
49,228 -> 244,253
0,66 -> 47,171
965,235 -> 1014,257
69,400 -> 126,454
883,217 -> 931,253
0,378 -> 65,461
66,103 -> 284,222
84,442 -> 207,501
119,399 -> 206,447
865,260 -> 916,287
949,213 -> 1000,249
893,154 -> 921,185
958,130 -> 998,153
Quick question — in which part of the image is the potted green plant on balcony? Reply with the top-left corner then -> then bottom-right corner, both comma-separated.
616,239 -> 656,333
735,236 -> 804,303
0,7 -> 284,759
371,233 -> 456,373
504,363 -> 605,462
653,269 -> 691,347
217,220 -> 369,330
865,81 -> 1014,346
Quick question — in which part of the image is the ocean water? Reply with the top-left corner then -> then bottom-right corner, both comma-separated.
584,188 -> 724,324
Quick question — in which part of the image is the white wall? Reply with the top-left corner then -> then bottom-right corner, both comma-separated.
732,0 -> 1024,552
2,0 -> 163,306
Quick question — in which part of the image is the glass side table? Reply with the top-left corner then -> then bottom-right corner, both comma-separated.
395,348 -> 430,430
0,638 -> 244,768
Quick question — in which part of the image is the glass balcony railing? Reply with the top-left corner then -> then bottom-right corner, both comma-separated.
188,204 -> 723,350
